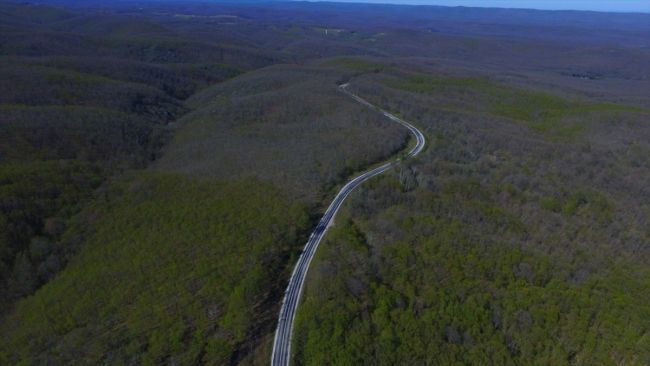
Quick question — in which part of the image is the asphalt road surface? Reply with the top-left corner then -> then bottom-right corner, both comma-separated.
271,83 -> 426,366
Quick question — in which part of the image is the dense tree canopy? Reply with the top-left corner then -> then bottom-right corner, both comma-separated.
1,1 -> 648,365
295,72 -> 650,365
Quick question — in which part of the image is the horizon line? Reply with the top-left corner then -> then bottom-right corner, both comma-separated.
289,0 -> 650,14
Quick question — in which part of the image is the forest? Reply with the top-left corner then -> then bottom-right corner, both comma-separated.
295,69 -> 649,365
0,0 -> 648,365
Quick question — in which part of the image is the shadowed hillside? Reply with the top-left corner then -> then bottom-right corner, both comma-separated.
0,0 -> 286,314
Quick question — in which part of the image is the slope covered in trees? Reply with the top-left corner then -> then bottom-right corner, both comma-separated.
294,69 -> 650,365
1,0 -> 648,365
1,172 -> 311,365
0,0 -> 286,311
157,64 -> 409,203
0,2 -> 411,363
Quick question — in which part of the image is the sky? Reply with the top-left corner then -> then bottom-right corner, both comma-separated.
302,0 -> 650,13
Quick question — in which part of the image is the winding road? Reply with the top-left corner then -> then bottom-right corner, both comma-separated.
270,83 -> 426,366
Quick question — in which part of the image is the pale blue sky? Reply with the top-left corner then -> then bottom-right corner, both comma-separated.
304,0 -> 650,13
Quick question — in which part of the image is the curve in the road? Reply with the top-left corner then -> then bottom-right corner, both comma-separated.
271,83 -> 425,366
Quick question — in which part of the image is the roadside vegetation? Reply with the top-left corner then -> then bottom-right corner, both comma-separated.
295,74 -> 650,365
1,1 -> 648,365
1,172 -> 312,365
0,2 -> 408,364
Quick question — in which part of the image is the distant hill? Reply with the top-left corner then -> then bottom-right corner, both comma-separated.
21,0 -> 648,45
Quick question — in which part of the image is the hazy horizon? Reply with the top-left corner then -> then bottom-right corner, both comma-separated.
295,0 -> 650,13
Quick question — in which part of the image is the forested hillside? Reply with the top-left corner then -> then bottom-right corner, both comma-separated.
0,2 -> 409,363
295,68 -> 650,365
0,0 -> 289,311
1,1 -> 648,365
157,65 -> 408,203
2,173 -> 312,364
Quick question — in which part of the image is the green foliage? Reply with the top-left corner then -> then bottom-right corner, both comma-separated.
398,75 -> 495,91
390,74 -> 648,141
0,105 -> 170,163
583,103 -> 647,113
159,65 -> 409,203
323,57 -> 390,73
0,173 -> 311,365
0,0 -> 281,320
1,2 -> 648,365
296,207 -> 650,365
540,197 -> 562,212
293,68 -> 649,362
558,190 -> 614,223
0,161 -> 104,297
